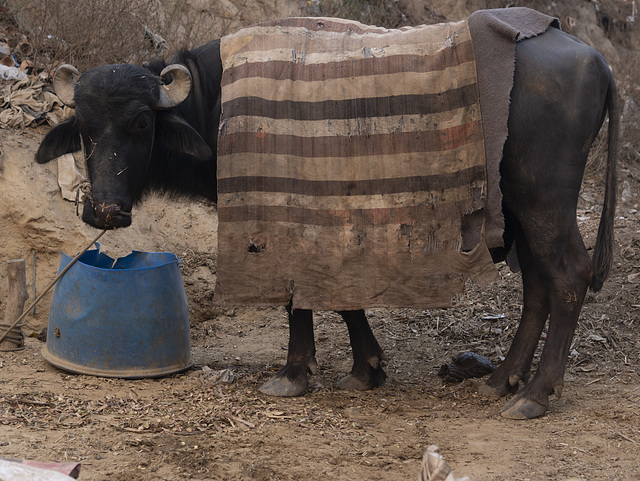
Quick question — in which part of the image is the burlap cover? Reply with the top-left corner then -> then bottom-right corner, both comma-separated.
215,17 -> 501,310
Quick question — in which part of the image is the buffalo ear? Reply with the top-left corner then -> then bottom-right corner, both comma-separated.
36,116 -> 81,164
155,113 -> 213,161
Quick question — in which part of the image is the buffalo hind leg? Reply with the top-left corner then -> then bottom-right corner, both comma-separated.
486,25 -> 613,418
498,228 -> 592,419
501,247 -> 591,419
337,310 -> 387,390
480,234 -> 549,399
259,307 -> 317,397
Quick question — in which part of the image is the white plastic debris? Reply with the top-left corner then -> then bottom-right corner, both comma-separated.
0,64 -> 27,81
418,446 -> 470,481
0,459 -> 76,481
201,365 -> 236,384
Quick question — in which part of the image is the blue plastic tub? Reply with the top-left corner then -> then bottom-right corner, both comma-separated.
42,245 -> 192,378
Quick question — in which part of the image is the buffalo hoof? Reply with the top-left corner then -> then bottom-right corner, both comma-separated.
337,374 -> 371,390
478,379 -> 518,399
500,395 -> 548,419
337,365 -> 387,391
259,360 -> 315,397
479,371 -> 522,398
259,372 -> 307,397
477,382 -> 506,399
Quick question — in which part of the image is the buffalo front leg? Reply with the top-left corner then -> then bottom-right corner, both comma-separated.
336,310 -> 387,390
259,307 -> 318,397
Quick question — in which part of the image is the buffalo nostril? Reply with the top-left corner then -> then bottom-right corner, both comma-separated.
84,201 -> 133,228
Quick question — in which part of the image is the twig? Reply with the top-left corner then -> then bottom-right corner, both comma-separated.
616,432 -> 637,444
230,415 -> 255,428
163,429 -> 205,436
11,397 -> 52,407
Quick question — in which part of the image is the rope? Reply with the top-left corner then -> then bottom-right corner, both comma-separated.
74,133 -> 93,217
75,178 -> 93,217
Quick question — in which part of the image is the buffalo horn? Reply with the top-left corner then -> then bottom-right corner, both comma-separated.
54,64 -> 80,108
156,64 -> 192,109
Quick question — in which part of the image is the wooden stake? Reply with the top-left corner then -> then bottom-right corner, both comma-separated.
0,260 -> 29,351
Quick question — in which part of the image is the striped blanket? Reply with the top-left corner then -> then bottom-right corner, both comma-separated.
214,13 -> 553,310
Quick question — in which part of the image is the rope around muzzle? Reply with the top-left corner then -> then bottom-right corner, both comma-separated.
0,229 -> 107,344
75,178 -> 93,217
75,134 -> 93,217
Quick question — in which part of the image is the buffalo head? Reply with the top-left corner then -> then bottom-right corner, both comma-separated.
36,61 -> 213,229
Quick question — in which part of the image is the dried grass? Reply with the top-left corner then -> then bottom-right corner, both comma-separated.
2,0 -> 236,71
315,0 -> 413,28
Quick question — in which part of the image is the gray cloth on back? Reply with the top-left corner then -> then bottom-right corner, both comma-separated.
465,7 -> 560,253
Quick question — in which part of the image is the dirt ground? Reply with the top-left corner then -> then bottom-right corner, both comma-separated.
1,1 -> 640,480
0,196 -> 639,481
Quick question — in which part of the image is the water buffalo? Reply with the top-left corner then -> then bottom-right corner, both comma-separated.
36,17 -> 618,419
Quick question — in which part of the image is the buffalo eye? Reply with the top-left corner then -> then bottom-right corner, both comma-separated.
130,113 -> 152,133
